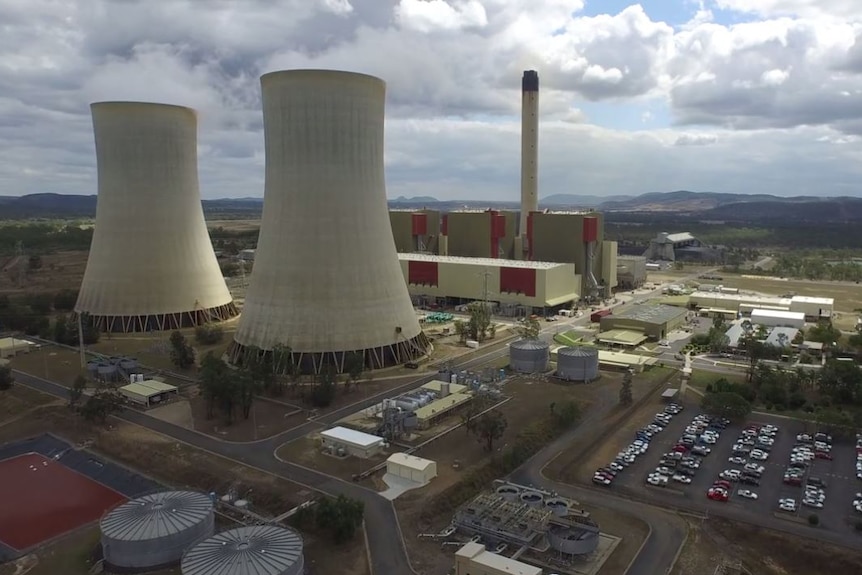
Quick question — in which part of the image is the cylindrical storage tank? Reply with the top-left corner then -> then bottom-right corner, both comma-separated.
545,497 -> 569,517
548,524 -> 600,555
181,525 -> 304,575
556,346 -> 599,382
439,382 -> 450,398
520,491 -> 544,508
101,490 -> 215,571
76,102 -> 237,333
229,70 -> 430,374
496,485 -> 521,501
509,339 -> 550,373
119,357 -> 138,370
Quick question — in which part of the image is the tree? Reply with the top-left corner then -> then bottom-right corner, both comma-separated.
311,365 -> 337,407
517,317 -> 541,339
808,513 -> 820,526
453,320 -> 468,344
619,370 -> 633,406
344,352 -> 365,392
466,302 -> 492,342
0,365 -> 13,391
314,495 -> 365,544
194,323 -> 224,345
701,391 -> 752,421
27,254 -> 42,271
169,331 -> 195,369
472,410 -> 507,452
53,289 -> 79,311
199,352 -> 234,421
78,381 -> 124,424
69,375 -> 87,407
461,394 -> 489,434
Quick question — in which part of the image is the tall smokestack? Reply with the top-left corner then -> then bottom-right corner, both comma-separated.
520,70 -> 539,243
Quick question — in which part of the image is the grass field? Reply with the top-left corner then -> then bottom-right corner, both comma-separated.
716,273 -> 862,315
553,329 -> 583,346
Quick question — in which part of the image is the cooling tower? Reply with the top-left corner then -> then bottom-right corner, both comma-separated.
229,70 -> 430,373
76,102 -> 237,332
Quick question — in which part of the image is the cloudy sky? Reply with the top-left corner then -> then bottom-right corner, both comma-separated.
3,0 -> 862,201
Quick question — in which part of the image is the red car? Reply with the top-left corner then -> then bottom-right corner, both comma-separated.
672,444 -> 688,453
815,451 -> 833,460
713,480 -> 732,489
707,488 -> 729,502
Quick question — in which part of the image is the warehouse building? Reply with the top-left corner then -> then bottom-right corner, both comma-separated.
454,542 -> 542,575
617,255 -> 647,289
390,209 -> 442,254
444,210 -> 517,259
399,253 -> 580,312
689,292 -> 833,320
415,393 -> 473,429
599,304 -> 689,341
750,309 -> 806,329
118,380 -> 178,407
386,453 -> 437,484
643,232 -> 722,262
320,426 -> 385,459
0,337 -> 35,359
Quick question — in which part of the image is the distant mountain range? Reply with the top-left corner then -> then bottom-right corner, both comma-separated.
1,190 -> 861,223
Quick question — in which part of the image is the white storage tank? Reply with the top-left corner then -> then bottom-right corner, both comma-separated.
101,490 -> 215,571
556,346 -> 599,382
509,339 -> 550,373
182,525 -> 304,575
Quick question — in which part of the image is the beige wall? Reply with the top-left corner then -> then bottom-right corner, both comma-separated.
446,211 -> 517,259
400,258 -> 578,308
529,212 -> 609,295
602,240 -> 618,293
389,209 -> 442,254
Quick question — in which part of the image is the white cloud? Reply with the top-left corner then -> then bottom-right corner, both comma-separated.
1,0 -> 862,200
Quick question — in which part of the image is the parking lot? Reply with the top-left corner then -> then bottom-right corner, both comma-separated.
609,404 -> 862,535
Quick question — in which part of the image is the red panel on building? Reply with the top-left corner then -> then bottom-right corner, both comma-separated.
583,216 -> 598,243
491,215 -> 506,238
499,267 -> 536,297
408,261 -> 438,286
441,214 -> 448,236
411,213 -> 427,236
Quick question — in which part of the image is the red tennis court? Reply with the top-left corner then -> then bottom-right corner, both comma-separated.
0,453 -> 127,550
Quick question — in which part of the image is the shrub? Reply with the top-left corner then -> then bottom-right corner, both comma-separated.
195,324 -> 224,345
808,514 -> 820,526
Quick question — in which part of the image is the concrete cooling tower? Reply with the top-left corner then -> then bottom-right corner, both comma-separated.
76,102 -> 237,332
230,70 -> 430,373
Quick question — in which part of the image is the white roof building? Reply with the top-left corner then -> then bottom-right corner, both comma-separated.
455,542 -> 542,575
750,309 -> 806,329
320,426 -> 383,448
386,453 -> 437,484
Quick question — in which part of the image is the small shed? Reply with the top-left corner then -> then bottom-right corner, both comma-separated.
0,337 -> 35,359
320,426 -> 384,459
119,380 -> 178,407
386,453 -> 437,484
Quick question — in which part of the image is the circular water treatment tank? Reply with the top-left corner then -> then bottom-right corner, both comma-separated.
119,357 -> 138,370
545,497 -> 569,517
509,339 -> 550,373
101,490 -> 215,572
556,346 -> 599,382
97,363 -> 118,377
520,491 -> 544,508
496,485 -> 521,501
182,525 -> 304,575
548,524 -> 600,555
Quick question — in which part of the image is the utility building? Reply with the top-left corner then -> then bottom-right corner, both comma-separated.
599,304 -> 688,341
230,70 -> 430,373
617,255 -> 647,289
76,102 -> 237,332
444,210 -> 517,259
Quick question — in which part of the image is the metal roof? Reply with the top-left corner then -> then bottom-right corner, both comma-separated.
558,346 -> 598,358
387,452 -> 435,472
751,309 -> 805,321
320,426 -> 383,448
665,232 -> 696,243
101,491 -> 213,541
510,338 -> 550,350
397,252 -> 567,270
181,525 -> 303,575
119,382 -> 167,399
610,304 -> 688,326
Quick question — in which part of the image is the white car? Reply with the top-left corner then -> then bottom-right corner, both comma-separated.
647,475 -> 668,486
757,437 -> 775,446
672,474 -> 692,484
719,470 -> 741,481
750,451 -> 768,461
701,435 -> 717,445
728,456 -> 746,465
803,498 -> 824,509
738,489 -> 758,500
744,463 -> 765,473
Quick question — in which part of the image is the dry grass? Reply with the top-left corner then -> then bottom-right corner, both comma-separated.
0,384 -> 60,423
0,250 -> 88,296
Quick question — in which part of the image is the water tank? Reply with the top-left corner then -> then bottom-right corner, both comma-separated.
97,363 -> 118,377
495,485 -> 521,502
182,525 -> 304,575
556,346 -> 599,382
440,382 -> 450,398
509,339 -> 550,373
520,491 -> 544,508
119,357 -> 138,370
545,497 -> 569,517
101,490 -> 215,571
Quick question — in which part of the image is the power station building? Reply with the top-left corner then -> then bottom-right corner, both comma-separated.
444,210 -> 518,259
617,255 -> 647,289
230,70 -> 430,373
390,209 -> 443,254
399,253 -> 579,311
76,102 -> 237,332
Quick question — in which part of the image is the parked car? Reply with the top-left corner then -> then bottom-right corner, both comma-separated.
738,489 -> 758,500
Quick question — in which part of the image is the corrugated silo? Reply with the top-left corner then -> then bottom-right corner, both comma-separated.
76,102 -> 237,333
101,491 -> 215,571
181,525 -> 304,575
229,70 -> 430,373
509,338 -> 550,373
556,346 -> 600,382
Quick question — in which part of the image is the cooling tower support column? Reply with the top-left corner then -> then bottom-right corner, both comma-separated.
75,102 -> 237,333
519,70 -> 539,251
229,70 -> 431,374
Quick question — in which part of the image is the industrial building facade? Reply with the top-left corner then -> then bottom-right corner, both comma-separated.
617,255 -> 647,289
390,209 -> 442,254
688,292 -> 834,321
599,304 -> 689,341
399,253 -> 579,310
